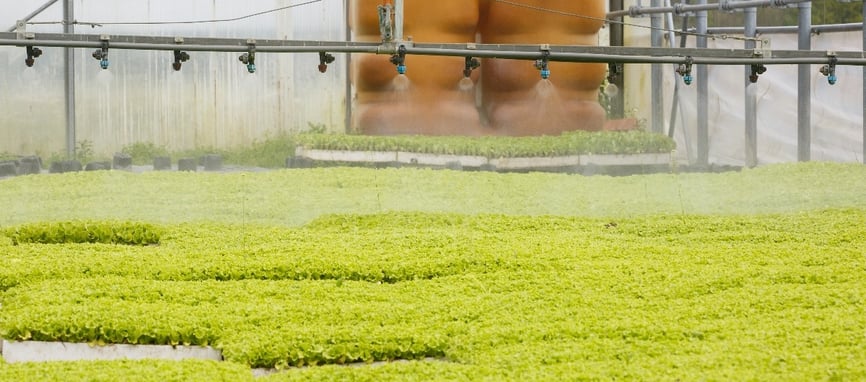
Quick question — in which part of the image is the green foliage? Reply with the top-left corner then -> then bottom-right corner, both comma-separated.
1,210 -> 865,377
0,163 -> 865,228
121,142 -> 170,165
295,130 -> 675,157
5,221 -> 160,246
0,359 -> 253,382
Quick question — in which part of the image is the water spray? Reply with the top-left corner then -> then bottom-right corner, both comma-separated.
749,64 -> 767,83
820,55 -> 838,85
91,35 -> 110,70
463,56 -> 480,78
535,49 -> 550,80
238,40 -> 256,74
390,44 -> 407,75
318,52 -> 335,73
24,45 -> 42,67
675,56 -> 694,85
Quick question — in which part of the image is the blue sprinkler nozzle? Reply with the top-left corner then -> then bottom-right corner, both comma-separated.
540,69 -> 550,80
683,73 -> 693,85
100,58 -> 109,70
828,74 -> 837,85
397,64 -> 406,75
247,63 -> 256,74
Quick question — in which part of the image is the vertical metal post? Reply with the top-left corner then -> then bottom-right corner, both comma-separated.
609,0 -> 625,119
863,1 -> 866,164
797,2 -> 811,162
744,7 -> 757,167
345,0 -> 352,133
650,0 -> 664,134
394,0 -> 403,42
64,0 -> 76,159
696,0 -> 709,166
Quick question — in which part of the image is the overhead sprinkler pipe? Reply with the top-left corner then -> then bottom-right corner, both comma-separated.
463,56 -> 480,78
318,51 -> 335,73
390,44 -> 407,74
606,0 -> 812,19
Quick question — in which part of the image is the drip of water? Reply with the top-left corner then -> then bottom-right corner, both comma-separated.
458,77 -> 474,92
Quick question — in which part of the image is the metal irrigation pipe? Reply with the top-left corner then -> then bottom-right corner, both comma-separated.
607,0 -> 811,19
0,39 -> 866,66
708,23 -> 864,35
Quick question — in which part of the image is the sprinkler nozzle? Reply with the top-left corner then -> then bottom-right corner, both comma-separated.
535,51 -> 551,80
239,42 -> 257,74
749,64 -> 766,83
820,57 -> 838,85
463,57 -> 480,78
676,57 -> 694,86
318,52 -> 335,74
25,46 -> 42,67
92,37 -> 110,70
540,69 -> 550,80
390,45 -> 407,75
172,50 -> 190,71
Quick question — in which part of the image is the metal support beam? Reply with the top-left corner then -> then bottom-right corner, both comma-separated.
650,0 -> 664,134
6,0 -> 61,32
607,0 -> 811,19
64,0 -> 76,160
394,0 -> 403,42
609,0 -> 625,119
798,2 -> 811,162
697,0 -> 709,166
745,7 -> 758,168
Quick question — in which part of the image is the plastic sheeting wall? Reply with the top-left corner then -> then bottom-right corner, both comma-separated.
675,32 -> 864,164
0,0 -> 346,156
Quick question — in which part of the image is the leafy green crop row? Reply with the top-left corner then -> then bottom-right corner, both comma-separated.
0,359 -> 252,382
294,130 -> 676,157
4,221 -> 160,246
2,162 -> 865,228
2,210 -> 865,377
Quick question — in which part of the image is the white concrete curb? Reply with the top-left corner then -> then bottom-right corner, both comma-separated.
296,148 -> 672,170
0,340 -> 222,363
